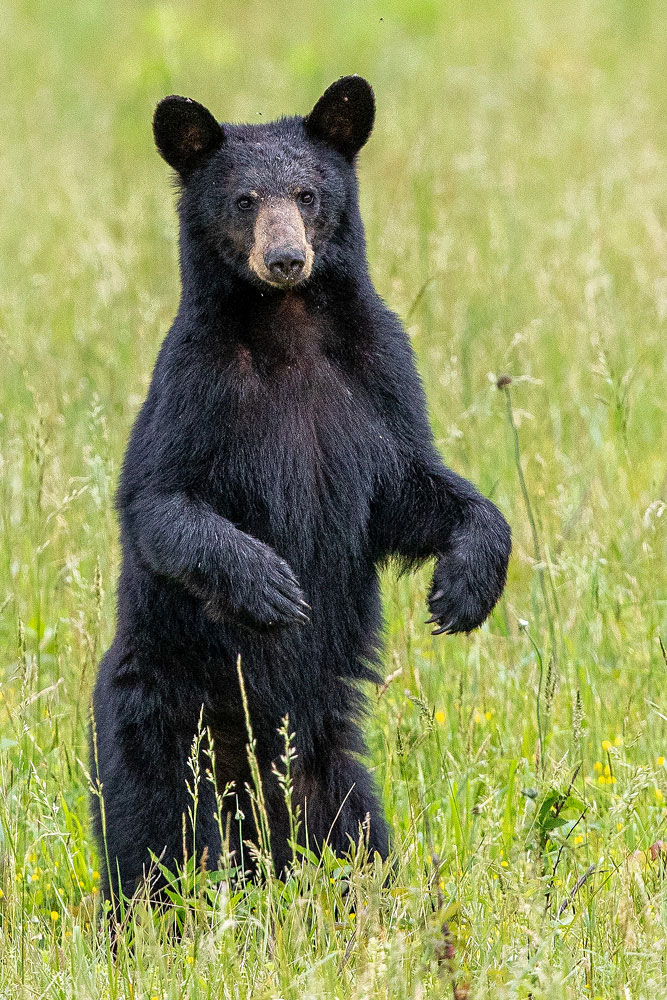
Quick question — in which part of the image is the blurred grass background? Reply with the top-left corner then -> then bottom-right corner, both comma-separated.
1,0 -> 666,997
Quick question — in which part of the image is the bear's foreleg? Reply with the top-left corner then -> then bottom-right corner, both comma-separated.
121,488 -> 309,629
375,455 -> 511,634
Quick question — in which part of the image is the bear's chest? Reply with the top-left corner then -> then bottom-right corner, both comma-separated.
209,346 -> 391,565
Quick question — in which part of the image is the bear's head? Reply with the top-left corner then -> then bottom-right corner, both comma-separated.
153,76 -> 374,293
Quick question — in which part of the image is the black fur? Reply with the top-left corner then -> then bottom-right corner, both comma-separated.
305,76 -> 375,159
153,96 -> 224,178
91,76 -> 511,904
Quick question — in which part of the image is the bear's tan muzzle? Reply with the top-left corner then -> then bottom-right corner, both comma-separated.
249,199 -> 314,287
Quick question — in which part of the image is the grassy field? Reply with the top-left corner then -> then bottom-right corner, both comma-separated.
1,0 -> 667,996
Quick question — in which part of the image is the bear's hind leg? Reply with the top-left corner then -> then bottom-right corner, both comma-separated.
91,676 -> 225,913
294,751 -> 389,864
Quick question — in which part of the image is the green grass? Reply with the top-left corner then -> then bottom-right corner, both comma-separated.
1,0 -> 667,996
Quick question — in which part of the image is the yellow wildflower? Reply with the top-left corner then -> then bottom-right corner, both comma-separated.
434,710 -> 445,725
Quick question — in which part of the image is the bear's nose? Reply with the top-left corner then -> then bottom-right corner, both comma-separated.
265,247 -> 306,282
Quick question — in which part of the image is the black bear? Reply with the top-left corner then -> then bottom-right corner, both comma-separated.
91,76 -> 511,904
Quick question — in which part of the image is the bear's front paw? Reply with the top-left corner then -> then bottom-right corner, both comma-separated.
246,551 -> 310,628
426,553 -> 501,636
205,543 -> 310,630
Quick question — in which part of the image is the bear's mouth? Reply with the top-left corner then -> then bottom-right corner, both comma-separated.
248,199 -> 314,288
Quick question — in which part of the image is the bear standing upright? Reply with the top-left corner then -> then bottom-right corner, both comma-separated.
91,76 -> 511,903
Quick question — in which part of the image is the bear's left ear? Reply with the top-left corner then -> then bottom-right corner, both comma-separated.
304,76 -> 375,160
153,96 -> 224,178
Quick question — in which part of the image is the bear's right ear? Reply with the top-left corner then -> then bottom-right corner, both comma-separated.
153,96 -> 224,178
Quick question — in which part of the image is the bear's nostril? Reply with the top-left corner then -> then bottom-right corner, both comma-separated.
265,248 -> 306,282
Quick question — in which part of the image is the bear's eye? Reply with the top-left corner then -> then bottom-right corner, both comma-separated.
298,190 -> 315,206
236,195 -> 255,211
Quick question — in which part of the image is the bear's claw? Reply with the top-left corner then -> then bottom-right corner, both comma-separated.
431,619 -> 455,636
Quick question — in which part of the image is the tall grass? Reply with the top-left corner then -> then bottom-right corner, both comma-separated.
1,0 -> 666,996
